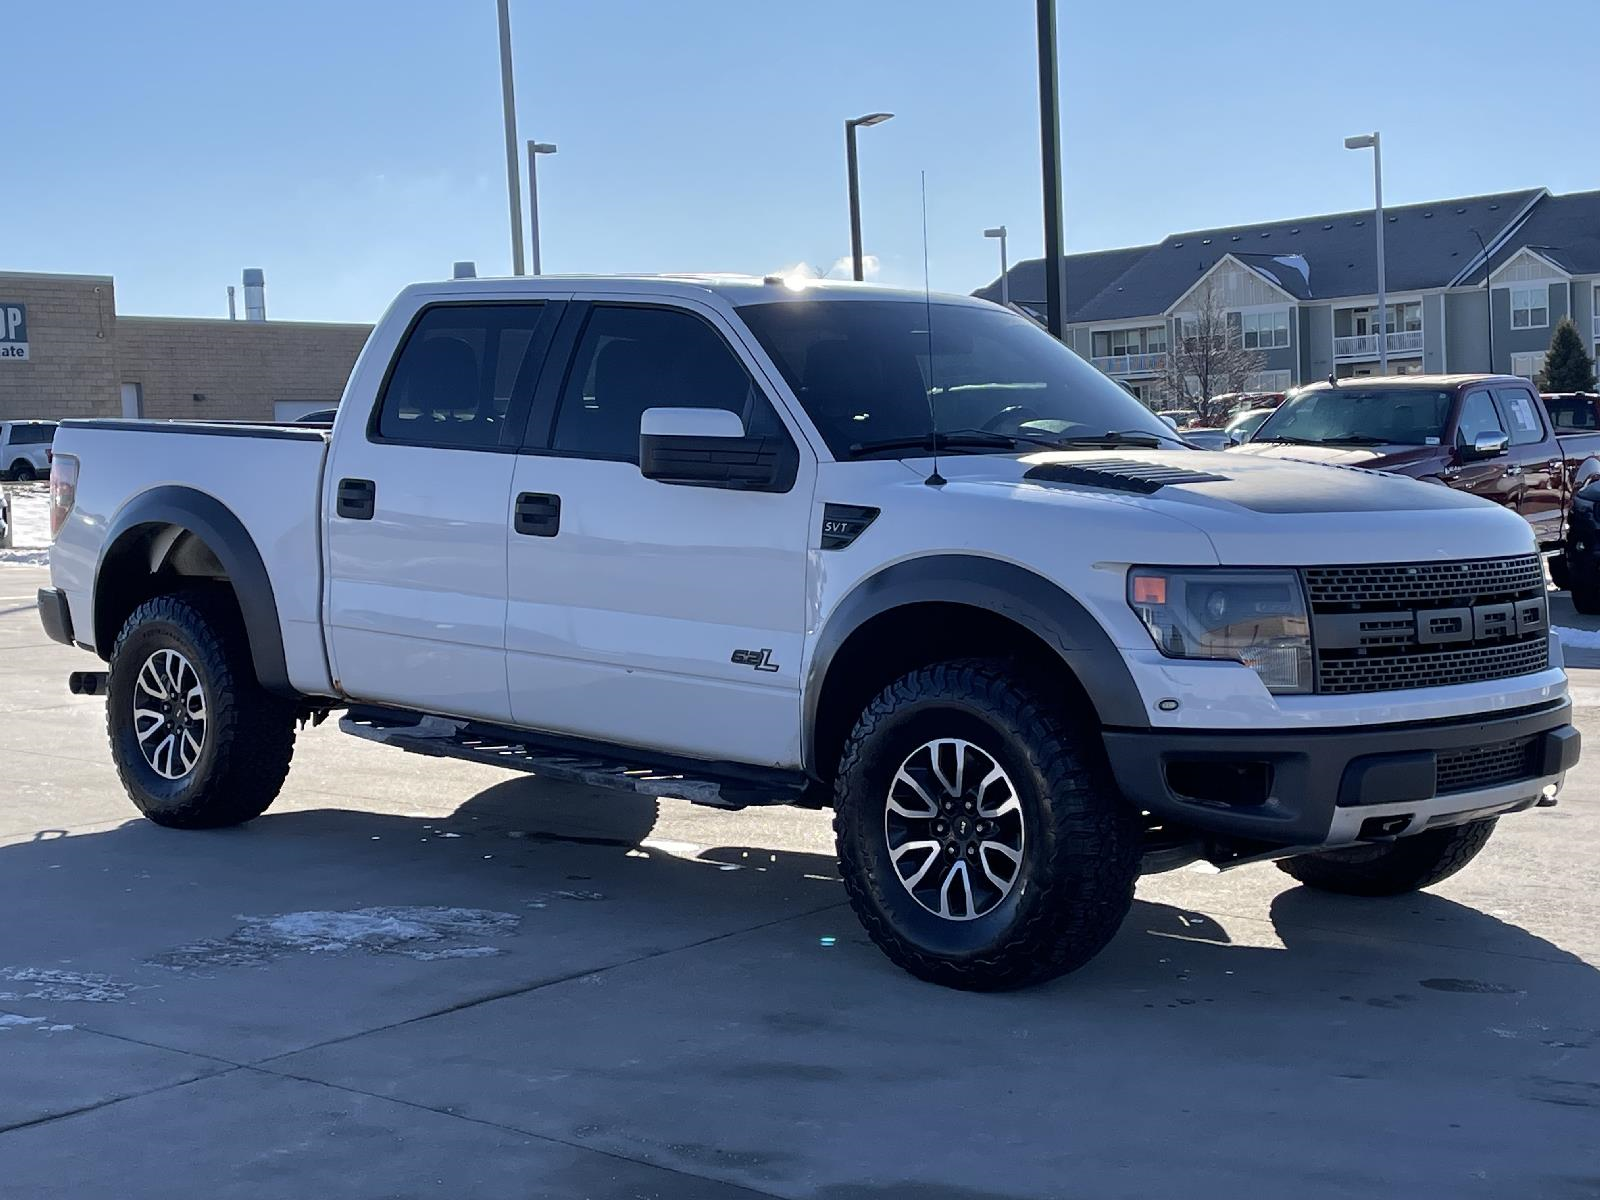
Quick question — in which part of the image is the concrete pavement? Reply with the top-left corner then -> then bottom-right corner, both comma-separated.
1,560 -> 1597,1199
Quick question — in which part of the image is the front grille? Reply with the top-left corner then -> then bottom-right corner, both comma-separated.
1305,556 -> 1544,608
1306,555 -> 1549,694
1436,736 -> 1540,795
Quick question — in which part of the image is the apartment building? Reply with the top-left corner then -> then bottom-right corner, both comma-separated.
977,188 -> 1600,402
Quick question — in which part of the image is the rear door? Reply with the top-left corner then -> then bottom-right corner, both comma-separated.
1492,383 -> 1563,544
324,300 -> 563,722
503,296 -> 815,767
1451,387 -> 1519,510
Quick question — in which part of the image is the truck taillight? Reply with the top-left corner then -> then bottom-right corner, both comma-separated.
49,454 -> 79,541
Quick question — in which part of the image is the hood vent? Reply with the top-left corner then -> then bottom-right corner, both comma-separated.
1024,457 -> 1227,495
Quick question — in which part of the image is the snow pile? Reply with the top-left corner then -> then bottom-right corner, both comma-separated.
149,905 -> 522,970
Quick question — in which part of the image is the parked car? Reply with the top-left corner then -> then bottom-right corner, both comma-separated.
1235,375 -> 1600,553
1224,406 -> 1276,444
1156,408 -> 1199,429
1562,476 -> 1600,611
1212,391 -> 1286,416
0,486 -> 10,549
1179,427 -> 1231,451
38,277 -> 1579,990
0,420 -> 57,481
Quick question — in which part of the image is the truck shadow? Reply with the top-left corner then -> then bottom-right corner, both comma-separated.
2,772 -> 1595,1049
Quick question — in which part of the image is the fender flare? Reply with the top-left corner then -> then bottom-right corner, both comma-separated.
95,485 -> 292,695
801,554 -> 1148,773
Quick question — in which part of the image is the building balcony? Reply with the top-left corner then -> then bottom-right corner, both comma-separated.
1091,351 -> 1168,376
1333,329 -> 1424,360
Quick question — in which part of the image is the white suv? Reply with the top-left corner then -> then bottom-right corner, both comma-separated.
1,421 -> 57,481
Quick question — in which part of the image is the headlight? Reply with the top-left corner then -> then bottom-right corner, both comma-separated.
1128,567 -> 1312,694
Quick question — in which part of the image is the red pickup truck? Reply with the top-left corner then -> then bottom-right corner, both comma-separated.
1235,375 -> 1600,558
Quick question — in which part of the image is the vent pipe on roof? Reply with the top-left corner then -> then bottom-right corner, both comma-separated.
453,261 -> 478,280
242,268 -> 266,321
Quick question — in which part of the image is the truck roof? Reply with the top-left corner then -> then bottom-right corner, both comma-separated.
401,273 -> 996,309
1293,373 -> 1536,394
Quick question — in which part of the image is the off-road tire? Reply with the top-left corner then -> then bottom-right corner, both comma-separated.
833,659 -> 1141,991
1570,575 -> 1600,615
107,590 -> 296,828
1276,819 -> 1497,896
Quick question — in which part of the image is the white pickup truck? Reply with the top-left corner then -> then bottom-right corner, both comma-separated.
38,275 -> 1579,990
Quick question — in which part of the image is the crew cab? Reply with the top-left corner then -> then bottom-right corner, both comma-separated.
37,277 -> 1580,991
1235,375 -> 1600,553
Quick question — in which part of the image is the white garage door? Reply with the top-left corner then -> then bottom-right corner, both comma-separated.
273,400 -> 334,422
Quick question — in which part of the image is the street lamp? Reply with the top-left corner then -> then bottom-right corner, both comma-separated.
526,140 -> 557,275
495,0 -> 525,275
845,112 -> 894,282
1344,131 -> 1388,373
1470,227 -> 1496,372
984,226 -> 1010,307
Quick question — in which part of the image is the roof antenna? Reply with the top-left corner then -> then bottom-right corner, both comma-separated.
920,170 -> 946,488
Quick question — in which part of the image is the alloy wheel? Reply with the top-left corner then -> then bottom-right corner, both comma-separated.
132,649 -> 208,780
884,738 -> 1026,921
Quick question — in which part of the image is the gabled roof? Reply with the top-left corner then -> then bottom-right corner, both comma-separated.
1482,190 -> 1600,278
980,187 -> 1549,324
972,244 -> 1153,315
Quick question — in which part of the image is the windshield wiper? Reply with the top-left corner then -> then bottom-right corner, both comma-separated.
1258,435 -> 1320,445
847,431 -> 1018,458
1050,429 -> 1173,449
1317,434 -> 1392,445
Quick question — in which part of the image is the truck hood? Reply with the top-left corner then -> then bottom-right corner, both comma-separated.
1230,440 -> 1445,474
924,447 -> 1533,566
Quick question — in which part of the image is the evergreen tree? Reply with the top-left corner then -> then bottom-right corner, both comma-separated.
1538,318 -> 1597,392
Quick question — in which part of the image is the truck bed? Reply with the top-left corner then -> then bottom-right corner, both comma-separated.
49,419 -> 335,695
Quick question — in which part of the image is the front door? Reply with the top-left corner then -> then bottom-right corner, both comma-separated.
324,300 -> 562,722
504,298 -> 815,768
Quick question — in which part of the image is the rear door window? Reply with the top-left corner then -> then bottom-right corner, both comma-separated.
374,303 -> 555,449
1546,396 -> 1596,430
1492,387 -> 1545,446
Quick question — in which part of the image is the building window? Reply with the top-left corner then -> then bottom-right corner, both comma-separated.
1091,326 -> 1167,358
1510,351 -> 1544,381
1510,286 -> 1549,329
1226,309 -> 1290,350
1244,370 -> 1292,393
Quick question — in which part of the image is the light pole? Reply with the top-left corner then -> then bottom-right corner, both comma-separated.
984,227 -> 1010,307
526,140 -> 557,275
496,0 -> 525,275
1344,131 -> 1387,372
845,112 -> 894,282
1470,227 -> 1496,372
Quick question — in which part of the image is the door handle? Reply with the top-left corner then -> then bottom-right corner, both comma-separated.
1505,465 -> 1523,477
337,478 -> 375,520
514,492 -> 561,537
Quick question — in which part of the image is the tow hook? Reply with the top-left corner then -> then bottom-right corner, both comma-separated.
68,671 -> 109,697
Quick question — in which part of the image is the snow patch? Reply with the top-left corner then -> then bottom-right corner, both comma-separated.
0,547 -> 49,566
149,905 -> 521,971
0,966 -> 133,1003
0,1013 -> 44,1029
4,483 -> 50,549
1554,625 -> 1600,650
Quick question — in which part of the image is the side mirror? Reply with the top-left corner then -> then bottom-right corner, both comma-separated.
639,407 -> 794,491
1463,430 -> 1509,460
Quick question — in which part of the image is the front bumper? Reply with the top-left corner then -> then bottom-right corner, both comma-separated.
1104,700 -> 1578,848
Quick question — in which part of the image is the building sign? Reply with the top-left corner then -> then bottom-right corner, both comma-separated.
0,303 -> 26,360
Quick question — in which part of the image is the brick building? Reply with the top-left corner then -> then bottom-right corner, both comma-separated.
0,270 -> 371,423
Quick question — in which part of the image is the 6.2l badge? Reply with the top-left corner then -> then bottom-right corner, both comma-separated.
731,648 -> 780,672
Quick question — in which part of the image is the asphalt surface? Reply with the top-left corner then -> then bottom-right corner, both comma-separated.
1,558 -> 1597,1199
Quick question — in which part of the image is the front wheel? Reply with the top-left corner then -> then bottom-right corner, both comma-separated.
832,660 -> 1140,991
1276,819 -> 1497,896
107,590 -> 297,828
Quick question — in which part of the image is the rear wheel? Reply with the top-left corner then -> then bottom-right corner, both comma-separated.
8,461 -> 33,482
107,591 -> 296,828
1276,819 -> 1497,896
832,660 -> 1140,991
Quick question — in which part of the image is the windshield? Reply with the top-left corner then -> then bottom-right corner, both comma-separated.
1225,408 -> 1272,439
1253,387 -> 1454,446
735,298 -> 1175,457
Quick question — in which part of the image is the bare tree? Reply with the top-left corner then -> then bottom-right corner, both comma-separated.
1162,281 -> 1266,425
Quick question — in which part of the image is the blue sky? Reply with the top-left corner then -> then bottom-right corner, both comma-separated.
8,0 -> 1598,322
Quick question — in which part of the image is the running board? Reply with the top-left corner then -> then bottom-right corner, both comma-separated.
338,708 -> 807,810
